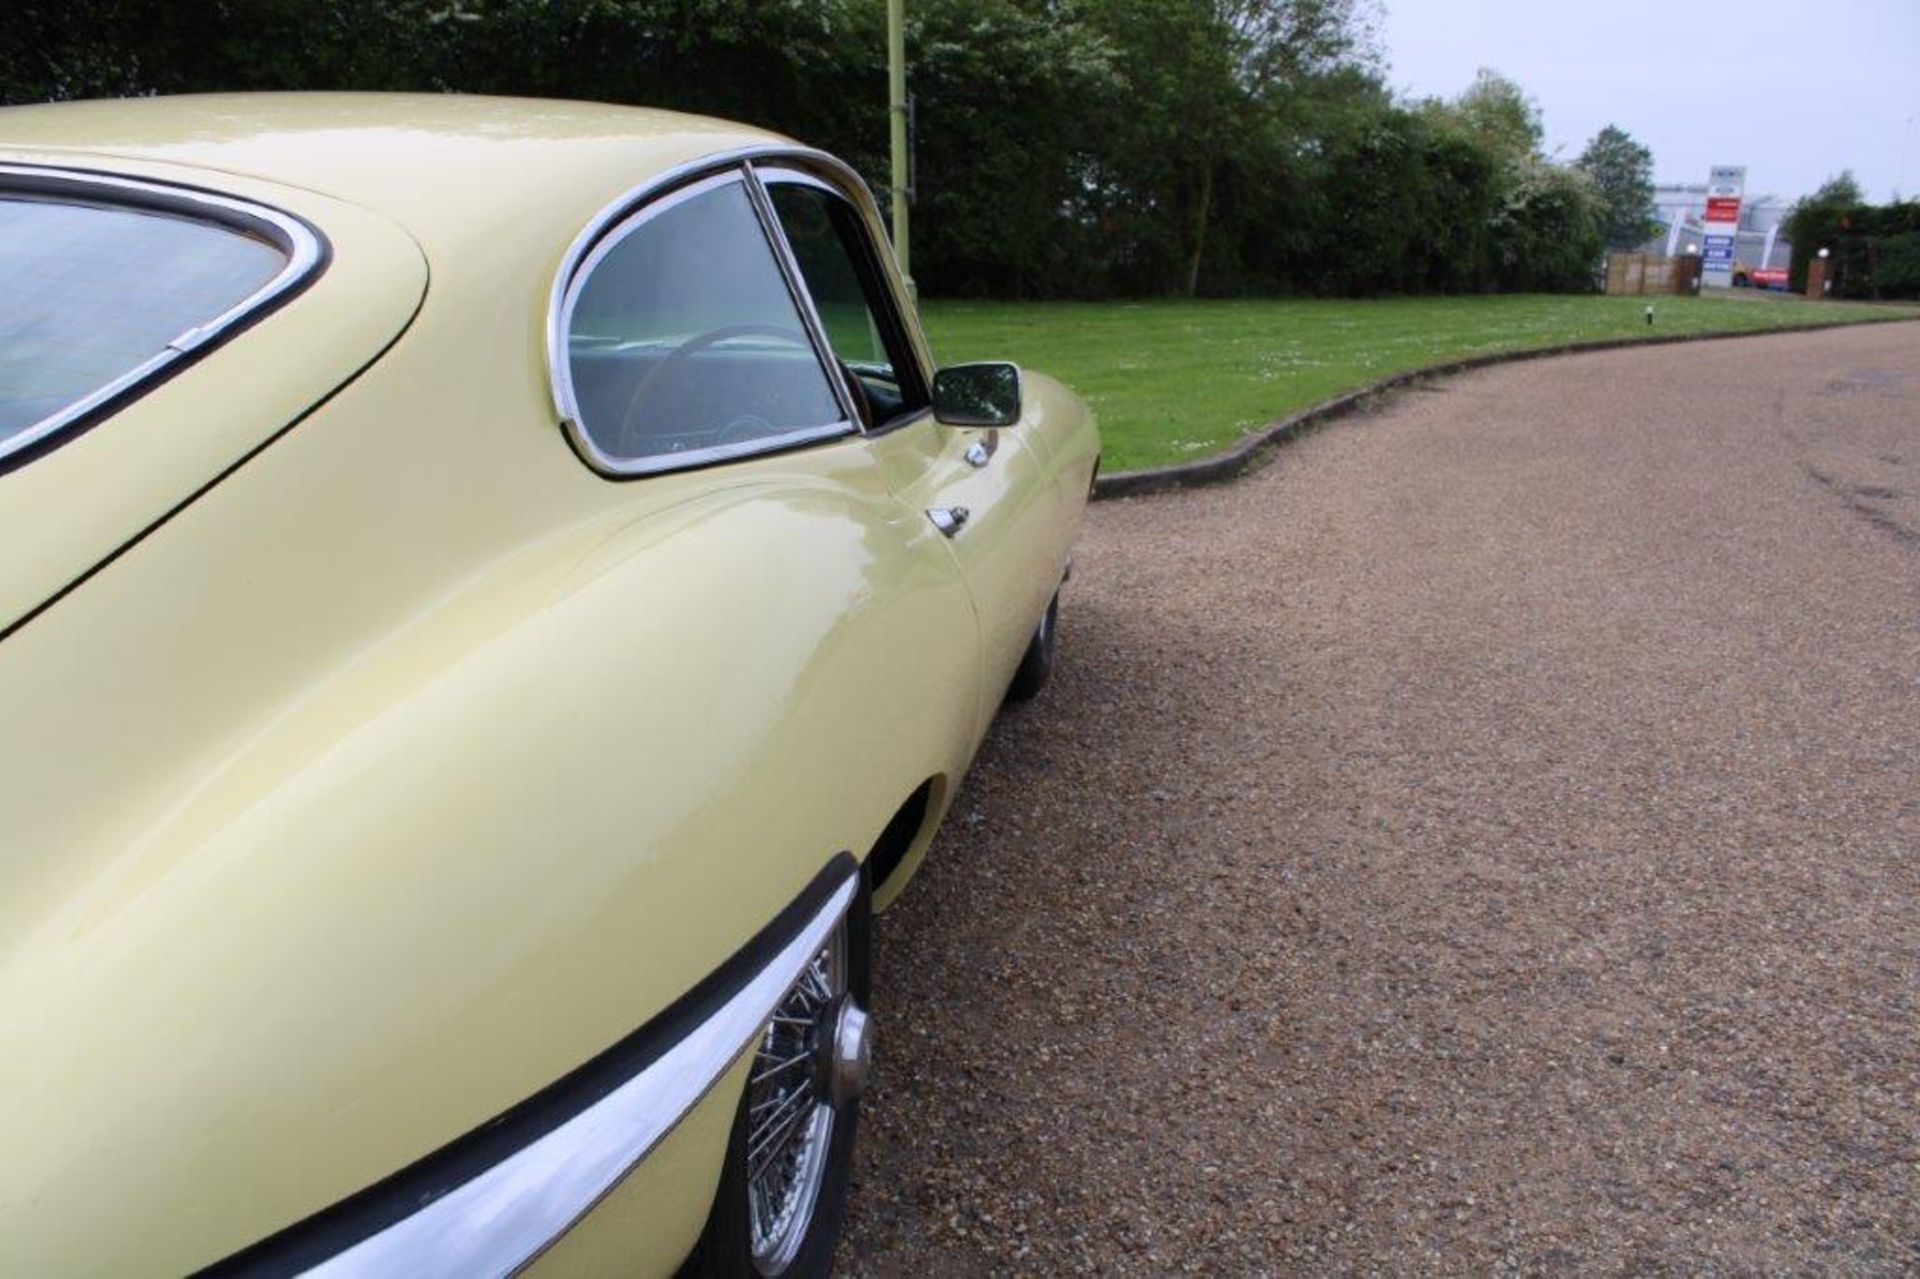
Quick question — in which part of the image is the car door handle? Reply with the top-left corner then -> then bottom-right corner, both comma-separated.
927,506 -> 970,537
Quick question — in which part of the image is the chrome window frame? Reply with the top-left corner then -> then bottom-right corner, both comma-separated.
752,163 -> 934,433
552,167 -> 854,478
0,164 -> 325,465
546,145 -> 935,480
739,161 -> 865,430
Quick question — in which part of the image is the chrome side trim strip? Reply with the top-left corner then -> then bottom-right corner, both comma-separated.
305,870 -> 860,1278
0,164 -> 325,465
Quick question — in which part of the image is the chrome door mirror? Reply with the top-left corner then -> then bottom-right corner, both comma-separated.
932,362 -> 1022,428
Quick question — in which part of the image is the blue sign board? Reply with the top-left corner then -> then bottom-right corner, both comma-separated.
1699,164 -> 1746,286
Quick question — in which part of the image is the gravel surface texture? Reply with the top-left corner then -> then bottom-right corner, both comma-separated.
837,324 -> 1920,1274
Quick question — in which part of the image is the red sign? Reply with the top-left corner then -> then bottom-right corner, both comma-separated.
1705,196 -> 1742,222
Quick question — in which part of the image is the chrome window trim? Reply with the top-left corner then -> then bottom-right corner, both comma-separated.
0,164 -> 325,464
545,144 -> 935,480
750,166 -> 842,199
568,419 -> 856,480
740,160 -> 866,431
552,167 -> 854,478
751,162 -> 935,434
303,868 -> 860,1278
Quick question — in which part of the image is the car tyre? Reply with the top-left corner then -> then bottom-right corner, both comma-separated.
1004,590 -> 1060,703
686,876 -> 872,1278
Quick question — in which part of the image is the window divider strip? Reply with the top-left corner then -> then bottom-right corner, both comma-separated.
740,161 -> 867,434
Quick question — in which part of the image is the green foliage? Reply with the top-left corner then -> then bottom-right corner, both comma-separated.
1576,124 -> 1657,249
1785,197 -> 1920,300
1489,159 -> 1604,291
0,0 -> 1608,302
906,0 -> 1120,298
1393,68 -> 1604,294
1805,170 -> 1864,207
1065,0 -> 1379,296
1427,67 -> 1543,162
1874,233 -> 1920,297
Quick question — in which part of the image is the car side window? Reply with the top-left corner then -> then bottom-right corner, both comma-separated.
563,174 -> 847,471
764,178 -> 930,431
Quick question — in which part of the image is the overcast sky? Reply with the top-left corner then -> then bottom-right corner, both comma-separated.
1379,0 -> 1920,203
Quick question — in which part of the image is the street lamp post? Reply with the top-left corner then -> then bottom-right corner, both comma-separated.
887,0 -> 915,299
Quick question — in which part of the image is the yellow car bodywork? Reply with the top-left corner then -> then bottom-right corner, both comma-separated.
0,94 -> 1097,1274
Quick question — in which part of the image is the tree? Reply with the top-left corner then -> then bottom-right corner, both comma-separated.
0,0 -> 1606,300
1081,0 -> 1382,296
1491,157 -> 1604,290
1223,0 -> 1381,91
1437,67 -> 1542,161
1576,124 -> 1656,248
1783,188 -> 1920,300
1410,68 -> 1600,292
904,0 -> 1120,298
1804,170 -> 1864,207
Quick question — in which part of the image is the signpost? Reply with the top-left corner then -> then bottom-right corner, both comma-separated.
1700,165 -> 1745,288
887,0 -> 914,299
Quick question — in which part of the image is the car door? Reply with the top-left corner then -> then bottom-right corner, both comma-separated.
755,168 -> 1065,716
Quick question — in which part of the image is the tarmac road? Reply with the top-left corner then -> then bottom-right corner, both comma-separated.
838,323 -> 1920,1274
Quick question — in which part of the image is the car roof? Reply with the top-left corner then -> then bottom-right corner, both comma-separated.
0,92 -> 796,256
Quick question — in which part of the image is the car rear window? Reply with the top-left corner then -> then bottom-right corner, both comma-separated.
0,195 -> 291,458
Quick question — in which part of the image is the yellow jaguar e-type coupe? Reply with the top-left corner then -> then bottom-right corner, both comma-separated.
0,94 -> 1096,1276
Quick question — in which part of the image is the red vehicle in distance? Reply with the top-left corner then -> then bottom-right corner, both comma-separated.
1733,265 -> 1790,290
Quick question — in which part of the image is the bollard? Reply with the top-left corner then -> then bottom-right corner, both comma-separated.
1644,306 -> 1654,326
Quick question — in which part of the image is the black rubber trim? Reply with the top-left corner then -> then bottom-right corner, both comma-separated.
200,851 -> 860,1277
0,164 -> 332,477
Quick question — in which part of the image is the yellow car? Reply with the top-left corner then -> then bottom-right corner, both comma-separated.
0,94 -> 1097,1276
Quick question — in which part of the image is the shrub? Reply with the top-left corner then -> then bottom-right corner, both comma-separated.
1786,199 -> 1920,300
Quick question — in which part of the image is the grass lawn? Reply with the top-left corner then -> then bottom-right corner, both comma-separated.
918,293 -> 1920,472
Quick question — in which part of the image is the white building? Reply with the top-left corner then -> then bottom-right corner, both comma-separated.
1640,182 -> 1793,270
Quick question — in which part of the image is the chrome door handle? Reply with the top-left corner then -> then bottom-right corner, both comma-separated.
927,506 -> 970,537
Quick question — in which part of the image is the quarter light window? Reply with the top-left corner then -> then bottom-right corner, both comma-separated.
766,181 -> 930,430
0,195 -> 290,458
563,177 -> 846,470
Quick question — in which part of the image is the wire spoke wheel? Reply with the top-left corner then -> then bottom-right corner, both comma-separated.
692,882 -> 869,1279
744,923 -> 847,1275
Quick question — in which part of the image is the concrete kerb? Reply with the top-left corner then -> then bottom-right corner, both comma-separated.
1090,317 -> 1920,501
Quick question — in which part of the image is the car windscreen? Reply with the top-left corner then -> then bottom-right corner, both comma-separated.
0,195 -> 290,457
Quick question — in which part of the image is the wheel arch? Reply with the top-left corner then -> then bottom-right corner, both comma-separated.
0,458 -> 978,1272
867,774 -> 951,911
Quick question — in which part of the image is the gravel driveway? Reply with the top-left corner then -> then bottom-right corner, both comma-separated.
838,324 -> 1920,1274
